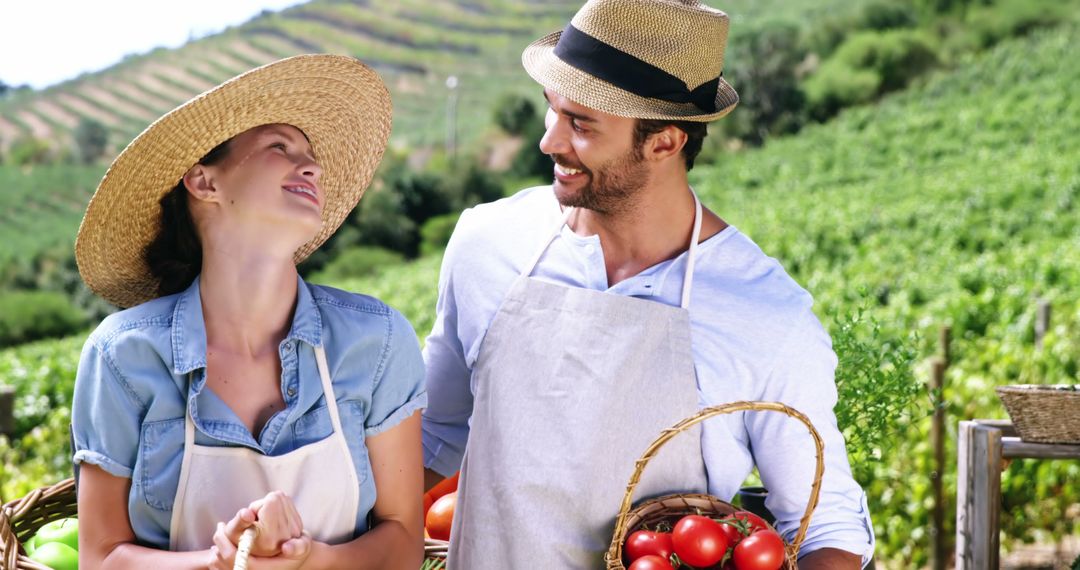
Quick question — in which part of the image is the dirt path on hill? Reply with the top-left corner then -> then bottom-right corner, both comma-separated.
53,93 -> 124,128
33,100 -> 80,129
80,85 -> 157,123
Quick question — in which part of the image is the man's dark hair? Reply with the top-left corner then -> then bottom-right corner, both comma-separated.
633,119 -> 708,171
143,139 -> 231,297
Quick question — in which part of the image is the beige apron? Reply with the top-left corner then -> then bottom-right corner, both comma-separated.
169,346 -> 360,551
448,194 -> 709,568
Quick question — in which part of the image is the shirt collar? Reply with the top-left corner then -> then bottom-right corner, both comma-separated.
170,274 -> 324,375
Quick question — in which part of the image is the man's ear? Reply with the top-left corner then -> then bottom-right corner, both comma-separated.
641,125 -> 688,163
182,164 -> 218,203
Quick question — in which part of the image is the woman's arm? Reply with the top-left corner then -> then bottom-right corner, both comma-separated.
78,464 -> 212,569
305,411 -> 425,570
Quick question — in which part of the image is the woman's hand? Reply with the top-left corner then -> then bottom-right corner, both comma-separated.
245,491 -> 305,557
209,526 -> 314,570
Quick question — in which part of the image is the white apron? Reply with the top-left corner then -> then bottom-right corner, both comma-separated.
448,193 -> 709,568
169,346 -> 360,551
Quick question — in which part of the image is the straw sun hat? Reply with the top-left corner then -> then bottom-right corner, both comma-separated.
522,0 -> 739,122
75,54 -> 392,308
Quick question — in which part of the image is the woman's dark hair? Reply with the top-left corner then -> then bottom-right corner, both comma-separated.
633,119 -> 708,171
144,139 -> 231,297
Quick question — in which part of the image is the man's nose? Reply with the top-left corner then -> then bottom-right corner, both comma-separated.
538,110 -> 570,156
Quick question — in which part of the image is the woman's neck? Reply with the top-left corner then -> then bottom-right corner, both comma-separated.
198,250 -> 300,357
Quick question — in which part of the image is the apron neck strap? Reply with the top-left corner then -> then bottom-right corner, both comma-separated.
521,189 -> 703,309
681,190 -> 703,310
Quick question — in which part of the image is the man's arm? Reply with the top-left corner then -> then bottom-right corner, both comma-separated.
748,310 -> 875,566
799,547 -> 864,570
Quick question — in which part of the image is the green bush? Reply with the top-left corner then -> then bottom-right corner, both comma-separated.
419,212 -> 461,257
73,118 -> 108,165
804,29 -> 939,119
493,93 -> 539,136
8,137 -> 52,166
0,291 -> 87,347
964,0 -> 1065,49
308,246 -> 405,283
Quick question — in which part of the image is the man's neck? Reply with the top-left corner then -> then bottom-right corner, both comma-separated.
566,172 -> 725,287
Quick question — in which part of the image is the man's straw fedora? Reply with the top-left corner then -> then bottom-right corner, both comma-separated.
522,0 -> 739,122
75,54 -> 392,308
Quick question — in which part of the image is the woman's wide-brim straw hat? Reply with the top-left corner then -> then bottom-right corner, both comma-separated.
522,0 -> 739,122
75,54 -> 392,308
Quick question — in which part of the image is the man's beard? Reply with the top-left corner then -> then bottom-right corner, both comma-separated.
552,146 -> 649,216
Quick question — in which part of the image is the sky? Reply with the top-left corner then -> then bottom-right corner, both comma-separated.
0,0 -> 306,90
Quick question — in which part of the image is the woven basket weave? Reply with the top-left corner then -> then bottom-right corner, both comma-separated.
0,478 -> 77,570
2,478 -> 447,569
996,384 -> 1080,444
605,401 -> 825,570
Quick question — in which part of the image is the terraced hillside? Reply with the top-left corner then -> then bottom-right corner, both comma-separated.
0,0 -> 869,155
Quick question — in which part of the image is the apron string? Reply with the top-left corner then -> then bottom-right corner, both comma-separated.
681,189 -> 703,310
522,188 -> 703,309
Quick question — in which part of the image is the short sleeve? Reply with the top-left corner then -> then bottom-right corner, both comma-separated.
365,310 -> 427,437
71,337 -> 146,479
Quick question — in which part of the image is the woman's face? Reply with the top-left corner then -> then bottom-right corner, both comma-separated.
188,123 -> 325,248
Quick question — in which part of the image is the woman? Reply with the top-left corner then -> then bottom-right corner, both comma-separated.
71,55 -> 426,569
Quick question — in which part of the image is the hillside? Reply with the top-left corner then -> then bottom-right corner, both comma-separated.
0,0 -> 868,155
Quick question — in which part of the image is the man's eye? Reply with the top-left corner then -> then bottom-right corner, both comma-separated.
571,119 -> 585,132
271,142 -> 288,151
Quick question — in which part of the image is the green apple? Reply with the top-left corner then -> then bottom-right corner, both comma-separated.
33,517 -> 79,551
28,541 -> 79,570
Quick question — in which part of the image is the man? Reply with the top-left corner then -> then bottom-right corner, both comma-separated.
421,0 -> 875,568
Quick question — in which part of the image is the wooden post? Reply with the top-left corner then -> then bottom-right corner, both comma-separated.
956,421 -> 1003,570
939,325 -> 951,366
1035,299 -> 1051,350
930,358 -> 947,570
0,385 -> 14,437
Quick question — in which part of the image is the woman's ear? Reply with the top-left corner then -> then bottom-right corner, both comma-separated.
182,164 -> 219,203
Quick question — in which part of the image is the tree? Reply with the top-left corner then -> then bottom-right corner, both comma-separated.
74,118 -> 108,164
0,79 -> 9,97
493,94 -> 539,136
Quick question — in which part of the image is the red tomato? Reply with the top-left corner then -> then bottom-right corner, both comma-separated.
625,530 -> 675,562
425,491 -> 456,541
732,529 -> 786,570
731,510 -> 771,533
718,519 -> 744,545
672,515 -> 730,567
628,554 -> 675,570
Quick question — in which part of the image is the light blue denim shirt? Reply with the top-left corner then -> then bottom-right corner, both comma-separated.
71,275 -> 427,549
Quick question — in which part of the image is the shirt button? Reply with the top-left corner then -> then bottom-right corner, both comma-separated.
287,387 -> 297,398
584,244 -> 596,255
283,342 -> 293,352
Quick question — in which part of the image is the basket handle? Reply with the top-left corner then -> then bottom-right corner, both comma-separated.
234,527 -> 257,570
607,401 -> 825,566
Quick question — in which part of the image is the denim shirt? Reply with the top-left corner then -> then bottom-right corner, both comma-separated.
71,275 -> 427,549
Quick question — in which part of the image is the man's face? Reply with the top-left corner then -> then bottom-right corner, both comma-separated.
539,90 -> 649,215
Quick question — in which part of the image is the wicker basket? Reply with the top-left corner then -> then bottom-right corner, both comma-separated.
0,478 -> 77,570
996,384 -> 1080,444
1,477 -> 451,569
605,401 -> 825,570
424,538 -> 449,568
